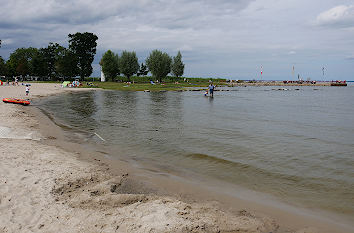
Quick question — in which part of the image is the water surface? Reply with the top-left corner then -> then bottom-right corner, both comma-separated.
39,85 -> 354,218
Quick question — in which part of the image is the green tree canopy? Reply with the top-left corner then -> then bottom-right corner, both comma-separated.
118,50 -> 139,82
41,43 -> 65,80
99,50 -> 119,81
68,32 -> 98,80
0,56 -> 7,76
137,63 -> 149,76
31,49 -> 47,77
146,50 -> 172,82
171,51 -> 184,78
6,47 -> 38,77
30,43 -> 66,79
56,48 -> 79,79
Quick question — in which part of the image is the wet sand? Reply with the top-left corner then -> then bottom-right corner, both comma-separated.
0,83 -> 352,232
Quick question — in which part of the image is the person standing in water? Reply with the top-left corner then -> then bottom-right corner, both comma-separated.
208,82 -> 215,97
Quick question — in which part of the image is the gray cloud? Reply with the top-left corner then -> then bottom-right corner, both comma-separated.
1,0 -> 354,80
345,56 -> 354,60
315,5 -> 354,28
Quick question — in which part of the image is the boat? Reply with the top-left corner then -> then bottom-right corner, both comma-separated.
330,80 -> 347,86
2,98 -> 30,106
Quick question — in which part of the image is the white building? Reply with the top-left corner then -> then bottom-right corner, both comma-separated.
100,66 -> 105,82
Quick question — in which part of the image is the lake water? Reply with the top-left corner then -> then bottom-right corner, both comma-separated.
38,85 -> 354,218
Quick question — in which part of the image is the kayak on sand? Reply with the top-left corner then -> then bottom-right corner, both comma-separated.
2,98 -> 30,106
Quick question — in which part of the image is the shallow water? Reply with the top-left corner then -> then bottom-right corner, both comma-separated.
38,85 -> 354,217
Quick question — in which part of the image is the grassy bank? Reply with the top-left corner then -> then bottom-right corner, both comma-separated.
83,81 -> 224,91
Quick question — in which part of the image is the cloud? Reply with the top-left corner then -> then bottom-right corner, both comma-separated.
345,56 -> 354,60
0,39 -> 15,46
1,0 -> 354,80
316,5 -> 354,28
0,0 -> 254,51
0,0 -> 252,28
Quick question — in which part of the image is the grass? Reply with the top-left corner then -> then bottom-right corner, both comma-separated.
9,78 -> 227,91
82,81 -> 223,91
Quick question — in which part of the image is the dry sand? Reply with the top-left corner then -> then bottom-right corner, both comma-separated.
0,83 -> 348,233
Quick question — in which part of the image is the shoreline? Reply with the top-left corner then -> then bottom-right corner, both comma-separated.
1,83 -> 353,232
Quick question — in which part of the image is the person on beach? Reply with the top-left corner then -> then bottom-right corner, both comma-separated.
15,77 -> 19,86
25,85 -> 30,96
208,83 -> 215,97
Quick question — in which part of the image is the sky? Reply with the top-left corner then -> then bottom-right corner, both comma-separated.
1,0 -> 354,80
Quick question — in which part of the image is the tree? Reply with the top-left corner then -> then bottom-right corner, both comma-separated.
6,47 -> 38,77
68,32 -> 98,80
0,41 -> 5,76
146,50 -> 172,82
99,50 -> 119,81
118,50 -> 139,82
0,56 -> 7,76
137,63 -> 149,76
31,50 -> 48,77
171,51 -> 184,78
39,43 -> 65,80
56,48 -> 79,79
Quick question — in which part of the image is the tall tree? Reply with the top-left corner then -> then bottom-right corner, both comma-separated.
137,63 -> 149,76
118,51 -> 139,82
6,47 -> 38,77
146,50 -> 172,82
99,50 -> 119,81
171,51 -> 184,78
56,48 -> 79,79
0,41 -> 5,75
31,50 -> 47,77
40,43 -> 65,80
0,56 -> 7,76
68,32 -> 98,80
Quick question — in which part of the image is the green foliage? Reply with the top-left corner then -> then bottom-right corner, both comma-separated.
56,48 -> 79,79
0,56 -> 7,75
146,50 -> 172,82
118,51 -> 139,81
115,75 -> 152,83
31,50 -> 47,77
30,43 -> 66,79
6,47 -> 38,77
40,43 -> 65,80
171,51 -> 184,78
99,50 -> 119,81
68,32 -> 98,80
89,81 -> 201,91
137,63 -> 149,76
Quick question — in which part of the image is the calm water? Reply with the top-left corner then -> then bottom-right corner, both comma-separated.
38,86 -> 354,217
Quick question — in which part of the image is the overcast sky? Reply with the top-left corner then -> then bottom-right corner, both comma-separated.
1,0 -> 354,80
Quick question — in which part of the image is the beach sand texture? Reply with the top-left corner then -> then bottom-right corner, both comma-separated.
0,84 -> 283,232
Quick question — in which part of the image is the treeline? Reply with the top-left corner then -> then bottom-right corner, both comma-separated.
0,32 -> 98,81
100,49 -> 185,83
1,32 -> 187,83
107,76 -> 226,83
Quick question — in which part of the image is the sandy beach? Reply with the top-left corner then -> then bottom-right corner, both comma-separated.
0,83 -> 351,233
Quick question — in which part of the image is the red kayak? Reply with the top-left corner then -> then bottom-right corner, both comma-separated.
2,98 -> 30,106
